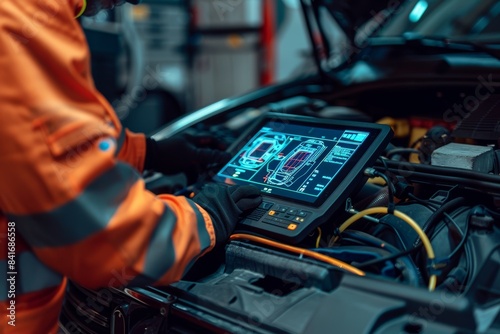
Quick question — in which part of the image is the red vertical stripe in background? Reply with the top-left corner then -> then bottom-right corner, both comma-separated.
261,0 -> 276,85
189,0 -> 198,30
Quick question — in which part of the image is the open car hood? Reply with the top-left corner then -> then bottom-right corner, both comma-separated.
299,0 -> 402,75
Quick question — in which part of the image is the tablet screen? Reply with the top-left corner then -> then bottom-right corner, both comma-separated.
214,120 -> 372,205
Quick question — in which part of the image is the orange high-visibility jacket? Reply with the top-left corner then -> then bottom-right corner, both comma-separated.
0,1 -> 216,333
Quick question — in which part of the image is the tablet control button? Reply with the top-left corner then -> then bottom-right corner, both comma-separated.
297,211 -> 309,217
259,201 -> 274,210
276,206 -> 288,213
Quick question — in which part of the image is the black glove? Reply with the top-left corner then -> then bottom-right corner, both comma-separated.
193,184 -> 262,244
144,136 -> 231,181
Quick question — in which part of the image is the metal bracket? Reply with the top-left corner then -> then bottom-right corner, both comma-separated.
345,198 -> 380,223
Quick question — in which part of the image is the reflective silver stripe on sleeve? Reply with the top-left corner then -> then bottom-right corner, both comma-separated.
141,206 -> 177,281
0,251 -> 63,301
10,162 -> 140,248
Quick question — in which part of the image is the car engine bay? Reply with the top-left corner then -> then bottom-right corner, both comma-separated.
60,52 -> 500,333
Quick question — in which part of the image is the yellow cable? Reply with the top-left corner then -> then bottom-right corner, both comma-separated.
230,233 -> 365,277
315,227 -> 322,248
333,207 -> 437,291
75,0 -> 87,18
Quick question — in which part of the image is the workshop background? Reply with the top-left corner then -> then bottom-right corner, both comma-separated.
80,0 -> 339,135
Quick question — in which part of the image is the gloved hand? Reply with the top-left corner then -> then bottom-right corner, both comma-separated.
144,135 -> 231,181
193,184 -> 262,244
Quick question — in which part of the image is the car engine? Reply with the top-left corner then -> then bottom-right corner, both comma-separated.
60,78 -> 500,334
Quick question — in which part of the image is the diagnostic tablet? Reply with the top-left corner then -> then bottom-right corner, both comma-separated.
213,113 -> 393,243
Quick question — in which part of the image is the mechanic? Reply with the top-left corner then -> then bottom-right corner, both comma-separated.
0,0 -> 262,333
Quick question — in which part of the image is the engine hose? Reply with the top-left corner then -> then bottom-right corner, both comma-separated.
366,187 -> 391,208
352,185 -> 390,213
415,197 -> 465,248
376,160 -> 500,183
374,161 -> 500,194
342,230 -> 423,287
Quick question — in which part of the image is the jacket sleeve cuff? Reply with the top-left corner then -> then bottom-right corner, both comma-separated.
115,129 -> 147,172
